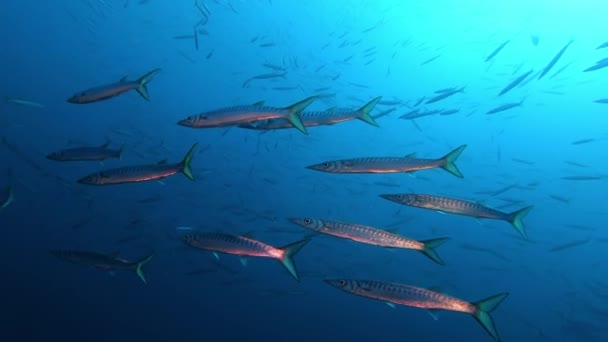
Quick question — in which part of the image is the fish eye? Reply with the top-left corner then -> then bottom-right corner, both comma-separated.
323,162 -> 330,168
397,195 -> 403,199
339,280 -> 346,286
304,218 -> 312,224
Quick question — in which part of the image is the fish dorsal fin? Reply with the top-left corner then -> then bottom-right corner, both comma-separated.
157,159 -> 168,165
325,106 -> 337,111
252,100 -> 265,106
404,152 -> 417,158
385,228 -> 399,234
100,138 -> 111,148
120,76 -> 128,83
476,200 -> 488,206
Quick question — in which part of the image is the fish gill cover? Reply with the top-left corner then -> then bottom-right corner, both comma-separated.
0,0 -> 607,341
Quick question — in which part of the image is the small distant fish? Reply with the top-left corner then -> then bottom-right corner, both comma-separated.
593,99 -> 608,104
0,186 -> 14,209
77,143 -> 197,185
306,145 -> 467,178
498,69 -> 534,96
511,158 -> 535,165
182,231 -> 310,281
5,97 -> 44,108
421,55 -> 441,65
325,279 -> 508,342
51,250 -> 153,283
583,57 -> 608,72
46,141 -> 124,161
259,42 -> 276,48
379,193 -> 533,239
571,138 -> 595,145
485,40 -> 510,62
548,239 -> 590,252
549,194 -> 570,204
242,72 -> 286,87
426,87 -> 465,104
289,218 -> 449,265
596,41 -> 608,50
178,97 -> 315,135
538,40 -> 573,80
560,176 -> 603,181
564,161 -> 588,168
67,68 -> 161,104
486,98 -> 525,115
439,109 -> 459,116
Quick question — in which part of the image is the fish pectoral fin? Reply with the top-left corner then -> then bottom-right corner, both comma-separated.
435,210 -> 447,215
404,152 -> 417,158
157,159 -> 168,165
385,302 -> 396,309
212,252 -> 220,261
239,257 -> 248,267
426,309 -> 441,321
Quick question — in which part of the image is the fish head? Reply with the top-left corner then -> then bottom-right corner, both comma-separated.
379,193 -> 417,205
178,114 -> 217,128
46,151 -> 66,161
324,279 -> 357,292
288,217 -> 323,232
67,91 -> 90,104
305,160 -> 340,172
78,171 -> 110,185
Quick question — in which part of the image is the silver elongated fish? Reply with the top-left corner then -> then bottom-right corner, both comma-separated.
325,279 -> 508,341
51,250 -> 154,283
425,87 -> 465,104
0,186 -> 14,209
68,68 -> 161,104
538,40 -> 573,80
306,145 -> 467,178
486,98 -> 525,115
78,143 -> 196,185
182,231 -> 310,281
485,40 -> 510,62
498,69 -> 533,96
379,193 -> 533,239
289,218 -> 449,265
178,96 -> 317,135
46,142 -> 124,161
238,96 -> 381,130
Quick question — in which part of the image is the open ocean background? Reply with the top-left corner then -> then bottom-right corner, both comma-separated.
1,1 -> 607,341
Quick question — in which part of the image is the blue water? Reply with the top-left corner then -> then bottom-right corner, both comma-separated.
1,1 -> 607,341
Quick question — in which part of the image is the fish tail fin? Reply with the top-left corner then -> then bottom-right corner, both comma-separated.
439,144 -> 467,178
356,96 -> 382,127
508,206 -> 533,239
180,143 -> 198,181
419,237 -> 449,265
471,293 -> 509,341
134,254 -> 154,284
1,185 -> 14,208
135,68 -> 161,101
284,96 -> 317,135
278,238 -> 311,281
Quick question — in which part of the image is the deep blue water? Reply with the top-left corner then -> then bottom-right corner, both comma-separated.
1,1 -> 607,341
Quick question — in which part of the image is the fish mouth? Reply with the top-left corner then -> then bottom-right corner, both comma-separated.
66,96 -> 79,104
305,164 -> 321,171
378,194 -> 392,200
177,119 -> 189,127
